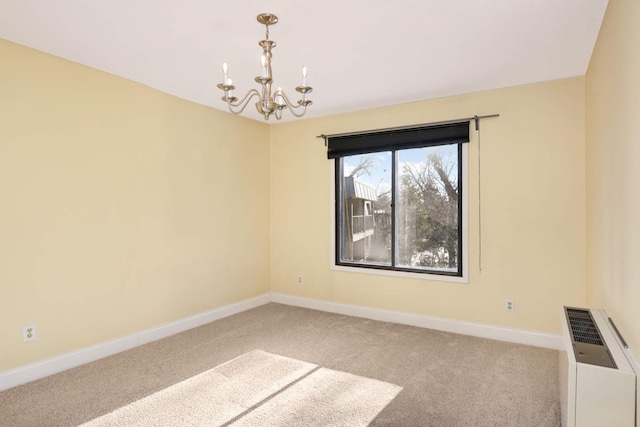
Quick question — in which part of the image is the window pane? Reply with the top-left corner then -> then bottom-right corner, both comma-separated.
397,145 -> 459,272
340,153 -> 392,266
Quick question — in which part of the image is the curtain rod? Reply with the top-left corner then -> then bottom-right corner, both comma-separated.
317,114 -> 499,143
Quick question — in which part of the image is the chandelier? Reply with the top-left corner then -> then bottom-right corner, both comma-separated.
217,13 -> 313,121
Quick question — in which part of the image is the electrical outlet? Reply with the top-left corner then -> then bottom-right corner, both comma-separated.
297,275 -> 304,285
23,324 -> 36,343
505,299 -> 514,312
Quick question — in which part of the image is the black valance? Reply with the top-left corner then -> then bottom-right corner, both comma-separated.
326,121 -> 470,159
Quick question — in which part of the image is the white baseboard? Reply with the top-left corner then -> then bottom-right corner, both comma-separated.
1,291 -> 564,392
270,292 -> 564,351
0,293 -> 271,392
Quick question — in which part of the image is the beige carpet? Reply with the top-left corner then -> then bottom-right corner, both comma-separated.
230,365 -> 402,426
0,303 -> 561,426
80,350 -> 401,426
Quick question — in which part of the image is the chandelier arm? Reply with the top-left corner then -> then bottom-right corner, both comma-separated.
226,89 -> 261,115
284,104 -> 308,118
276,89 -> 310,118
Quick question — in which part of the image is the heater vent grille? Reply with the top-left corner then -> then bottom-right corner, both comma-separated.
564,307 -> 616,369
566,308 -> 604,346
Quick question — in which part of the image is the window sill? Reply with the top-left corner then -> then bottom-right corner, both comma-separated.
331,264 -> 468,284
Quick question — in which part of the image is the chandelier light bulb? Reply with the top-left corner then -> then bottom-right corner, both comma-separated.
222,62 -> 229,85
275,87 -> 284,105
302,66 -> 308,87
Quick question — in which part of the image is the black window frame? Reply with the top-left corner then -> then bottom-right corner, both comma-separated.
330,122 -> 469,277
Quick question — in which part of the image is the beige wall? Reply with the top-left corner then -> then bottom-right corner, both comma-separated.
0,39 -> 271,371
2,31 -> 597,375
270,77 -> 587,335
586,0 -> 640,355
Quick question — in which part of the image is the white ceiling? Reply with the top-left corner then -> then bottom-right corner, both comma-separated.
0,0 -> 609,123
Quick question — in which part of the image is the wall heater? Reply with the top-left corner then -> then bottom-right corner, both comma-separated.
560,306 -> 637,427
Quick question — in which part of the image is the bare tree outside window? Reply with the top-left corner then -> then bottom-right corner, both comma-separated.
398,147 -> 458,271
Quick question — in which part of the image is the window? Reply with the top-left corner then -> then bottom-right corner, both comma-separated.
329,122 -> 469,277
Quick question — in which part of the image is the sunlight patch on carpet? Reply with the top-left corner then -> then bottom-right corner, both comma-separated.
81,350 -> 401,427
229,366 -> 403,426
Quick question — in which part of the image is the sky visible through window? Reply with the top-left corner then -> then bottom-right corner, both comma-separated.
343,145 -> 458,195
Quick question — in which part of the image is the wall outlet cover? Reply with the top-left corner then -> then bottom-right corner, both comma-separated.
23,324 -> 36,343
